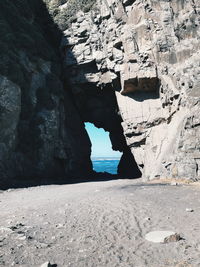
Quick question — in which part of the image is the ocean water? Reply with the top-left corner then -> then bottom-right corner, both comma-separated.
92,157 -> 120,174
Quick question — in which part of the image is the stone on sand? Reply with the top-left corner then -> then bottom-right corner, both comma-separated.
145,231 -> 181,243
186,208 -> 194,212
171,182 -> 178,186
40,262 -> 56,267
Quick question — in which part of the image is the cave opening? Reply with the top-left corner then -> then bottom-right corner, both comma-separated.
66,80 -> 142,179
85,122 -> 122,175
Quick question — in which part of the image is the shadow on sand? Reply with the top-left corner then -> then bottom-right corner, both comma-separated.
0,172 -> 142,190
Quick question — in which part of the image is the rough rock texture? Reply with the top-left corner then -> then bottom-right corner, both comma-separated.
0,0 -> 92,185
1,0 -> 199,183
48,0 -> 142,178
57,0 -> 200,180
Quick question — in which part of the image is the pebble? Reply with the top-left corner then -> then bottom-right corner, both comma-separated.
6,220 -> 13,225
11,262 -> 19,266
0,227 -> 13,232
36,242 -> 50,249
55,223 -> 63,228
40,261 -> 56,267
171,182 -> 178,186
0,227 -> 13,235
145,231 -> 181,243
16,234 -> 26,240
186,208 -> 194,212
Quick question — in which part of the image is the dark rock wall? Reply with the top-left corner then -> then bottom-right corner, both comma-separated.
0,0 -> 92,186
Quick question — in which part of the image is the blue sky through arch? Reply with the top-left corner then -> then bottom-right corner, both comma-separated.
85,122 -> 122,158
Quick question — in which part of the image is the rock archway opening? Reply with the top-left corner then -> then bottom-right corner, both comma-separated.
85,121 -> 142,178
85,122 -> 122,175
66,81 -> 142,179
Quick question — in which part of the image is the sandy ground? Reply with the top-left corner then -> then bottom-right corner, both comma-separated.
0,179 -> 200,267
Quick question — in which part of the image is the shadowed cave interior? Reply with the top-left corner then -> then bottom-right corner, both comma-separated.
68,81 -> 142,180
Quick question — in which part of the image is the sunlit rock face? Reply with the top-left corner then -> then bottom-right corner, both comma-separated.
59,0 -> 200,180
0,0 -> 92,185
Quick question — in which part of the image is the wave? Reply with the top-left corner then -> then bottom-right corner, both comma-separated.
92,159 -> 119,174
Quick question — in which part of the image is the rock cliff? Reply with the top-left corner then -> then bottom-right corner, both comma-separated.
0,0 -> 92,186
54,0 -> 200,180
0,0 -> 200,185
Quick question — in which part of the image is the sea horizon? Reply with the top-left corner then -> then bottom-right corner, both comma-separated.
91,156 -> 121,161
91,157 -> 120,174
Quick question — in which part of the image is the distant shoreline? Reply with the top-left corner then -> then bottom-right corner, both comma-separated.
91,157 -> 120,161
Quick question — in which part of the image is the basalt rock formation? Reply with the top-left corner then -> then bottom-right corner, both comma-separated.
52,0 -> 200,180
0,0 -> 200,186
0,0 -> 92,186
